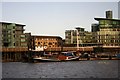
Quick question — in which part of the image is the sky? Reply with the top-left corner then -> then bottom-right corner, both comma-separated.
1,1 -> 119,39
118,1 -> 120,19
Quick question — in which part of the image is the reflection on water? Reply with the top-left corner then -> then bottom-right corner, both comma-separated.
2,60 -> 118,78
98,61 -> 110,64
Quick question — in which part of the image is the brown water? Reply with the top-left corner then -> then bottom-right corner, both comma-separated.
2,60 -> 119,78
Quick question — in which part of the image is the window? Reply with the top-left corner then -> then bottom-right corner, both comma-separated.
105,20 -> 111,25
38,42 -> 40,44
21,35 -> 25,37
14,43 -> 15,46
8,35 -> 11,38
44,42 -> 45,45
113,21 -> 117,25
21,43 -> 27,47
13,26 -> 15,29
8,30 -> 11,33
99,20 -> 105,24
49,42 -> 52,45
21,39 -> 25,42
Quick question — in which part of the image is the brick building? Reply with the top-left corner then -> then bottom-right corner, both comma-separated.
31,35 -> 63,51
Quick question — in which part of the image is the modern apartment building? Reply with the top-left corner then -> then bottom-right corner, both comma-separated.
91,23 -> 99,32
94,10 -> 120,46
91,24 -> 99,43
1,22 -> 27,48
32,35 -> 63,50
65,27 -> 95,47
25,33 -> 33,50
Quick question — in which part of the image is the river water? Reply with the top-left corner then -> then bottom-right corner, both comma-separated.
2,60 -> 119,78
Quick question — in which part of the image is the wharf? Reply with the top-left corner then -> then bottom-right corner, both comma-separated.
1,46 -> 120,62
1,46 -> 120,52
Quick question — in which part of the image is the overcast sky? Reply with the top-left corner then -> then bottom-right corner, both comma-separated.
1,1 -> 119,39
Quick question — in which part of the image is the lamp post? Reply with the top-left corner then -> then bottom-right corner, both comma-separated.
75,27 -> 84,52
75,27 -> 80,51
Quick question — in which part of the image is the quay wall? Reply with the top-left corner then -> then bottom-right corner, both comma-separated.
1,47 -> 28,62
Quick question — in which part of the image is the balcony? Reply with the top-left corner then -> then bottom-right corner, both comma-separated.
16,28 -> 25,31
2,40 -> 10,43
2,39 -> 11,43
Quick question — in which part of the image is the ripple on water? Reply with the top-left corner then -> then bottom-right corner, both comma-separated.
2,60 -> 118,78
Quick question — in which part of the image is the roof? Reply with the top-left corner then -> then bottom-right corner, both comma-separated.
94,18 -> 120,21
0,22 -> 26,26
32,35 -> 62,39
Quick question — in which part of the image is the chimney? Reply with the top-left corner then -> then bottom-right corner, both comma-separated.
106,10 -> 113,19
